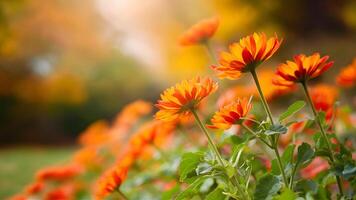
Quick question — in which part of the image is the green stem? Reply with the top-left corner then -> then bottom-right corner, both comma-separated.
191,109 -> 225,166
250,69 -> 274,124
241,123 -> 272,148
301,81 -> 344,196
117,189 -> 128,200
250,69 -> 289,188
273,146 -> 289,187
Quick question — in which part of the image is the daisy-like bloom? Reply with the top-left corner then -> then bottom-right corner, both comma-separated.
336,59 -> 356,87
212,33 -> 282,79
179,16 -> 219,46
36,164 -> 83,182
207,98 -> 252,130
155,77 -> 218,121
310,84 -> 338,121
273,53 -> 334,87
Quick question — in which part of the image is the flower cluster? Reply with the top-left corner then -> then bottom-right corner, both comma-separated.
8,16 -> 356,200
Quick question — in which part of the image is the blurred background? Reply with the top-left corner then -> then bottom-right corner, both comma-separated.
0,0 -> 355,196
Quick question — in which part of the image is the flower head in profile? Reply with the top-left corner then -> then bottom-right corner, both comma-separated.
155,77 -> 218,121
95,166 -> 128,199
36,164 -> 83,182
179,16 -> 219,46
207,97 -> 252,130
273,53 -> 334,87
212,33 -> 282,79
336,59 -> 356,87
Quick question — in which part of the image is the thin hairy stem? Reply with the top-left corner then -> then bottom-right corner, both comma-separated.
301,81 -> 344,195
191,109 -> 225,166
250,69 -> 289,188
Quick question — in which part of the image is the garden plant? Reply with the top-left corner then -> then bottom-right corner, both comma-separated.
9,16 -> 356,200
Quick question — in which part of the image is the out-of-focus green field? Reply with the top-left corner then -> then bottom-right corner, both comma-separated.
0,147 -> 74,199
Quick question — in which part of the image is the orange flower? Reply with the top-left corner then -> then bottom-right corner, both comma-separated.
95,165 -> 129,199
310,84 -> 338,121
273,53 -> 333,87
113,100 -> 152,129
179,16 -> 219,46
336,59 -> 356,87
25,181 -> 44,195
45,183 -> 77,200
78,120 -> 110,146
217,85 -> 254,107
212,33 -> 282,79
155,77 -> 218,121
36,164 -> 83,182
73,147 -> 102,169
301,157 -> 329,179
207,98 -> 252,130
258,68 -> 294,101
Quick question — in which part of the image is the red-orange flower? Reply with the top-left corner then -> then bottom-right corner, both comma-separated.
310,84 -> 338,121
273,53 -> 334,87
36,164 -> 83,182
95,164 -> 129,199
179,16 -> 219,46
301,157 -> 329,179
336,59 -> 356,87
212,33 -> 282,79
207,98 -> 252,130
155,77 -> 218,121
45,183 -> 77,200
25,181 -> 44,195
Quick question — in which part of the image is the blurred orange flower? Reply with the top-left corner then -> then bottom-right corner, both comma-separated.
155,77 -> 218,121
95,165 -> 129,199
336,59 -> 356,87
25,181 -> 44,195
273,53 -> 333,87
45,183 -> 77,200
217,85 -> 254,107
113,100 -> 152,130
179,16 -> 219,46
36,164 -> 83,182
310,84 -> 338,121
73,147 -> 103,169
212,33 -> 282,79
208,98 -> 252,130
301,157 -> 329,179
78,120 -> 110,146
258,69 -> 295,101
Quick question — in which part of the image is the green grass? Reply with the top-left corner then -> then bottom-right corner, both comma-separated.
0,146 -> 74,199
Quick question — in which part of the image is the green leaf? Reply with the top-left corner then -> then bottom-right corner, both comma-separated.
175,175 -> 208,200
264,124 -> 287,136
341,164 -> 356,179
279,101 -> 306,122
296,143 -> 314,168
282,144 -> 295,166
179,152 -> 204,181
295,180 -> 318,194
254,174 -> 282,200
273,188 -> 296,200
206,187 -> 226,200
